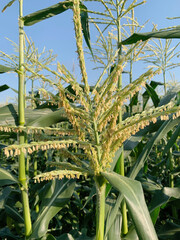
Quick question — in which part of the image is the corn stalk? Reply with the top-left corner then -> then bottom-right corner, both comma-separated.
18,0 -> 32,237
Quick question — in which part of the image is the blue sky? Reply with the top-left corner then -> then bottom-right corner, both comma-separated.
0,0 -> 180,104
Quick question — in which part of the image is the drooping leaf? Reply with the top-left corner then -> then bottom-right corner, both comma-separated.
23,1 -> 92,52
102,172 -> 158,240
29,179 -> 75,239
121,27 -> 180,45
0,168 -> 18,186
0,65 -> 15,74
1,0 -> 17,13
23,1 -> 74,26
0,104 -> 67,126
23,2 -> 72,26
0,84 -> 9,92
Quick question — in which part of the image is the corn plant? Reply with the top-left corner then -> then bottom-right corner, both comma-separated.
0,1 -> 180,240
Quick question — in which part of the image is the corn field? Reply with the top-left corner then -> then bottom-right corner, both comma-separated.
0,1 -> 180,240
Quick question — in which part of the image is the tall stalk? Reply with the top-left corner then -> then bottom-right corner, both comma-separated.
116,0 -> 128,235
18,0 -> 32,237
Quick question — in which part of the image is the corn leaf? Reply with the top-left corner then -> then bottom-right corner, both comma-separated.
0,84 -> 9,92
1,0 -> 17,13
163,187 -> 180,199
0,84 -> 17,93
105,195 -> 123,238
0,104 -> 67,126
157,222 -> 180,240
162,123 -> 180,155
29,179 -> 75,239
23,1 -> 92,52
27,107 -> 68,127
106,117 -> 180,236
0,168 -> 18,186
23,1 -> 74,26
143,81 -> 163,110
143,83 -> 160,109
0,187 -> 12,209
5,205 -> 24,224
121,27 -> 180,45
129,117 -> 180,180
0,65 -> 15,74
102,172 -> 158,240
123,228 -> 138,240
107,212 -> 122,240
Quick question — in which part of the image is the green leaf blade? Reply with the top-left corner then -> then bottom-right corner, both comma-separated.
30,179 -> 75,239
102,172 -> 158,240
0,84 -> 9,92
2,0 -> 17,13
0,65 -> 15,74
23,2 -> 73,26
121,27 -> 180,45
23,1 -> 92,53
0,168 -> 18,186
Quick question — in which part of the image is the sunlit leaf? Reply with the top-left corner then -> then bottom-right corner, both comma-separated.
102,172 -> 158,240
27,107 -> 68,127
163,187 -> 180,199
0,104 -> 67,126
